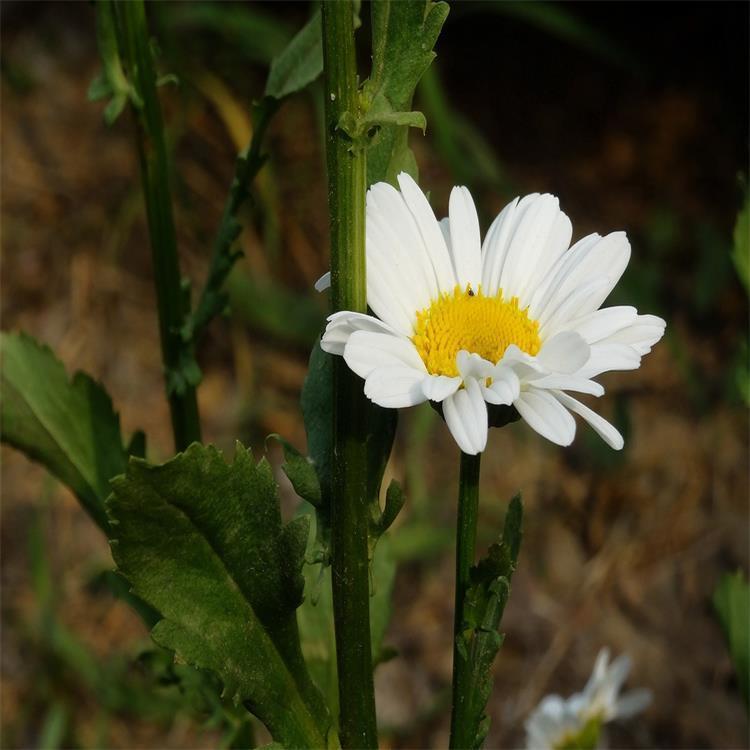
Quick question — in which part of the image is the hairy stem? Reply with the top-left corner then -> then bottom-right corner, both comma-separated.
322,2 -> 377,747
117,0 -> 201,451
450,450 -> 482,748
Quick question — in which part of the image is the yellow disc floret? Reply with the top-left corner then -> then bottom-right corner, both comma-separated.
412,285 -> 541,377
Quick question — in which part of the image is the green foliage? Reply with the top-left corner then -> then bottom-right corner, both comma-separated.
713,570 -> 749,707
297,513 -> 398,724
363,0 -> 449,185
108,443 -> 332,747
462,1 -> 636,71
227,271 -> 325,348
732,187 -> 750,294
0,332 -> 131,533
265,10 -> 323,101
182,9 -> 326,349
163,2 -> 294,65
89,0 -> 141,124
418,65 -> 511,193
300,342 -> 399,554
459,494 -> 523,748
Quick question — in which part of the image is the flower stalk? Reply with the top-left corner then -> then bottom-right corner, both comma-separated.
322,2 -> 377,748
450,450 -> 482,749
116,0 -> 201,452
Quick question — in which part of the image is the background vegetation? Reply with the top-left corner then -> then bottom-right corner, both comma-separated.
2,1 -> 748,748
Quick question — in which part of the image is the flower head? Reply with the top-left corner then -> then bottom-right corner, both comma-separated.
524,649 -> 652,750
320,174 -> 665,454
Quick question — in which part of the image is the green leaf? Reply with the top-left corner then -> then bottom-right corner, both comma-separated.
265,9 -> 323,101
107,443 -> 332,747
364,0 -> 449,186
91,0 -> 142,123
713,570 -> 749,707
301,341 -> 398,552
460,494 -> 523,748
0,332 -> 130,533
269,434 -> 322,509
732,188 -> 750,294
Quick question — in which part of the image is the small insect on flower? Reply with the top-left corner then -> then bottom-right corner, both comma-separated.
318,174 -> 666,455
524,648 -> 652,750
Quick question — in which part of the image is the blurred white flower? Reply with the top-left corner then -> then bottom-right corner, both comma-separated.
525,649 -> 652,750
319,174 -> 665,455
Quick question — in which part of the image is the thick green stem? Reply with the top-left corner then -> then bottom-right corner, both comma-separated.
117,0 -> 201,452
322,2 -> 377,748
450,451 -> 482,749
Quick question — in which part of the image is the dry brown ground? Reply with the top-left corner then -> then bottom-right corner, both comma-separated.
2,5 -> 748,749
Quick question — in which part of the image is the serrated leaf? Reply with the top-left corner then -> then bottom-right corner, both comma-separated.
459,494 -> 523,748
364,0 -> 449,186
265,9 -> 323,101
107,443 -> 331,747
0,332 -> 130,533
713,570 -> 749,707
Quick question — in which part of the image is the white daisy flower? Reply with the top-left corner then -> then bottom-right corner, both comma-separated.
320,173 -> 666,455
524,649 -> 653,750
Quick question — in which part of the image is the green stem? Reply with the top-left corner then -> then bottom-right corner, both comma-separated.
322,2 -> 377,748
116,0 -> 201,452
450,450 -> 482,749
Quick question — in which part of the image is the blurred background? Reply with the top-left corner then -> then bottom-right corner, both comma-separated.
1,1 -> 748,748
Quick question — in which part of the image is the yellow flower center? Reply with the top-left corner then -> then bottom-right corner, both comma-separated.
411,285 -> 541,377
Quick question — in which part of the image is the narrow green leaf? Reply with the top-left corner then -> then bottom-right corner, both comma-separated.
0,332 -> 129,533
713,570 -> 749,707
364,0 -> 449,186
269,434 -> 322,508
107,443 -> 331,747
265,9 -> 323,101
461,493 -> 523,748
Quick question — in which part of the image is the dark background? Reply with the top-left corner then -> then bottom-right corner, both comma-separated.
2,2 -> 748,748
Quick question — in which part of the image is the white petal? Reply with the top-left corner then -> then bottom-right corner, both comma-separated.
537,331 -> 590,374
448,186 -> 482,291
397,172 -> 456,294
604,314 -> 666,354
566,306 -> 638,343
483,365 -> 520,405
368,182 -> 438,302
368,209 -> 431,319
515,388 -> 576,446
366,248 -> 421,335
343,330 -> 426,380
499,344 -> 548,380
554,391 -> 624,450
529,374 -> 604,397
497,194 -> 572,305
539,276 -> 612,339
456,350 -> 495,380
421,374 -> 462,402
480,196 -> 522,296
614,689 -> 653,719
576,343 -> 642,379
531,231 -> 631,323
321,311 -> 399,356
443,379 -> 488,454
364,366 -> 429,408
439,217 -> 451,252
314,271 -> 331,292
